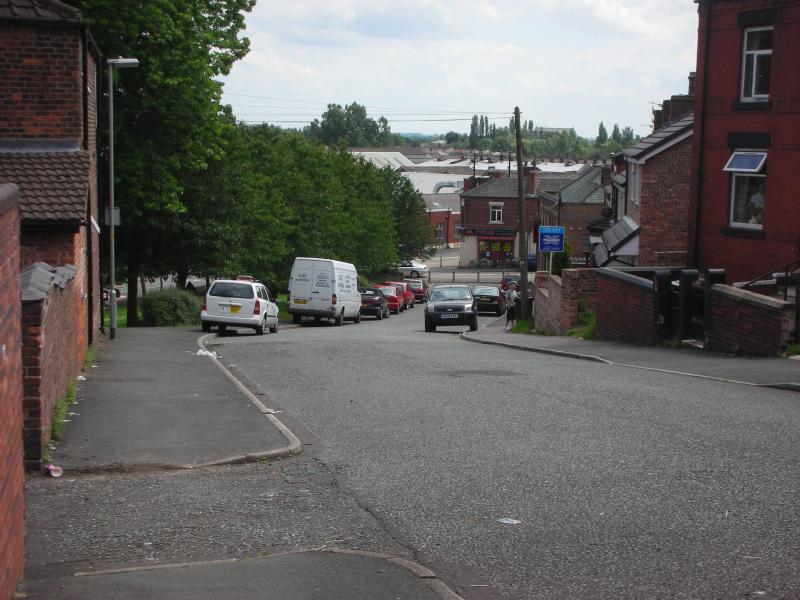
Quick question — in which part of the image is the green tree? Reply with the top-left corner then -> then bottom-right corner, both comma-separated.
71,0 -> 256,323
596,122 -> 608,145
611,123 -> 622,143
552,241 -> 572,277
469,115 -> 479,149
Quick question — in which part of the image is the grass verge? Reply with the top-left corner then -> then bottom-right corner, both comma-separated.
511,319 -> 534,334
567,309 -> 597,340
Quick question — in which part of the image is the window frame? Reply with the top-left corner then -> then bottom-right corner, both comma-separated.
723,151 -> 767,173
726,147 -> 766,231
740,26 -> 773,102
489,202 -> 503,224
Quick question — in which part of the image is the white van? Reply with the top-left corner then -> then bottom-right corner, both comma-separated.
287,257 -> 361,326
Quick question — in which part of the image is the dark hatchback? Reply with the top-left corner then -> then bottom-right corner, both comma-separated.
424,284 -> 478,332
360,288 -> 389,320
471,285 -> 505,315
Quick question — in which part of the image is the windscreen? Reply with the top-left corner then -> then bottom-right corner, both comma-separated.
429,288 -> 471,302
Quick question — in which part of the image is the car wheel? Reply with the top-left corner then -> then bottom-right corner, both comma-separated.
411,270 -> 419,278
218,324 -> 227,333
376,309 -> 382,321
425,318 -> 435,332
255,316 -> 266,335
201,322 -> 212,333
470,317 -> 478,332
355,311 -> 361,324
292,314 -> 301,324
394,306 -> 400,314
335,310 -> 344,326
496,307 -> 503,316
269,318 -> 278,334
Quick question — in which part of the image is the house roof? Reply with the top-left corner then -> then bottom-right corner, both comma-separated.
536,172 -> 580,194
0,150 -> 90,222
423,193 -> 461,213
351,151 -> 416,170
623,113 -> 694,161
21,262 -> 76,302
0,0 -> 83,23
461,177 -> 527,199
601,216 -> 640,252
558,166 -> 605,204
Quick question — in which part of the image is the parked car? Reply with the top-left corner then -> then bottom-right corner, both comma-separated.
360,288 -> 390,320
424,284 -> 478,332
375,285 -> 403,314
201,277 -> 279,335
287,257 -> 361,326
398,260 -> 429,278
385,281 -> 415,310
471,285 -> 505,315
405,278 -> 428,303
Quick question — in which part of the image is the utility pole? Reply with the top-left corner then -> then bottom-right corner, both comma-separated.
515,106 -> 529,320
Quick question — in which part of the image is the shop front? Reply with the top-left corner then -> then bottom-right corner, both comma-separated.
478,236 -> 515,263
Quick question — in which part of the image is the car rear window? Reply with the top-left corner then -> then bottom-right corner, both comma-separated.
377,287 -> 397,296
407,281 -> 423,289
208,282 -> 254,299
473,287 -> 498,295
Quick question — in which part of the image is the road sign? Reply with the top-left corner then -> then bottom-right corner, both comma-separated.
538,226 -> 565,253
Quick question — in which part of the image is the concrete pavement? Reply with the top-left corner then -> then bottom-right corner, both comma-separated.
462,317 -> 800,390
27,326 -> 463,600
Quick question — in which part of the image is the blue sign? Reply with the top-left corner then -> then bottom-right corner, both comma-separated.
538,226 -> 565,253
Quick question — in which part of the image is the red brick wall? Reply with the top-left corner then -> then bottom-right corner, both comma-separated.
707,284 -> 794,356
560,204 -> 603,257
22,272 -> 82,469
462,196 -> 540,231
21,227 -> 79,268
639,140 -> 692,266
534,269 -> 597,335
0,188 -> 25,600
692,0 -> 800,283
427,210 -> 460,244
595,269 -> 659,345
0,23 -> 83,139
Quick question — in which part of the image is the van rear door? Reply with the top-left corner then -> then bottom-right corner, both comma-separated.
311,261 -> 333,311
291,259 -> 314,309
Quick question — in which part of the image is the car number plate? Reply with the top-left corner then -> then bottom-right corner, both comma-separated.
230,305 -> 240,314
440,313 -> 459,319
219,305 -> 229,313
294,299 -> 308,305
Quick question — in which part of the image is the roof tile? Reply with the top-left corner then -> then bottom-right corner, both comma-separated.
0,0 -> 82,22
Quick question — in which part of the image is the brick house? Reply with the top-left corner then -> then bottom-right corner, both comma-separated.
0,0 -> 101,467
593,113 -> 694,267
691,0 -> 800,283
458,172 -> 539,267
424,193 -> 460,248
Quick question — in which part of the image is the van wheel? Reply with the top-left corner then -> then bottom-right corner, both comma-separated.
335,310 -> 344,326
292,314 -> 301,324
201,322 -> 212,332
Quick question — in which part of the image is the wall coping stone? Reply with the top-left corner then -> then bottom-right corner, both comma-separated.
597,267 -> 653,290
0,183 -> 19,214
21,262 -> 76,302
712,283 -> 793,312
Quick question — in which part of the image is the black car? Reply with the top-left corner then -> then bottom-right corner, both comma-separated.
471,285 -> 505,316
360,288 -> 390,320
424,284 -> 478,332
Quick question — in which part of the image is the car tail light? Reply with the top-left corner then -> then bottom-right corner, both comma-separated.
253,299 -> 260,315
332,294 -> 337,305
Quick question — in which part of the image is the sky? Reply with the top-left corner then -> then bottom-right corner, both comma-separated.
220,0 -> 699,139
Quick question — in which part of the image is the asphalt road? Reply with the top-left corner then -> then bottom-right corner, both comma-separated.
215,306 -> 800,599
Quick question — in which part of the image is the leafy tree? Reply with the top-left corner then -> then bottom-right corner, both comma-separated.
596,122 -> 608,145
552,241 -> 572,277
469,115 -> 479,149
71,0 -> 256,323
611,123 -> 622,143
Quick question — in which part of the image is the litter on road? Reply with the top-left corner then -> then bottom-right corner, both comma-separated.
497,518 -> 521,525
196,348 -> 217,358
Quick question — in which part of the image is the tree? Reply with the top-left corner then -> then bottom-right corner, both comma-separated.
611,123 -> 622,143
469,115 -> 479,149
71,0 -> 256,323
596,122 -> 608,145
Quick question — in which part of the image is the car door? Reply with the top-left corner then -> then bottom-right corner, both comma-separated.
262,287 -> 279,325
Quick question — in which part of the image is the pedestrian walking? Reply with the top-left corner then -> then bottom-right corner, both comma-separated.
504,281 -> 519,331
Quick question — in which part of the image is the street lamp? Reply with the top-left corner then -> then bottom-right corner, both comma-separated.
107,57 -> 138,340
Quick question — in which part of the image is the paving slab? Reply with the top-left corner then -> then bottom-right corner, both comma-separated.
53,327 -> 288,470
463,318 -> 800,388
22,551 -> 447,600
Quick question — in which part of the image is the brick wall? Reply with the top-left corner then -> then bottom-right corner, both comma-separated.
706,284 -> 795,356
534,269 -> 597,335
0,185 -> 25,600
0,23 -> 83,139
639,139 -> 691,267
21,227 -> 79,267
595,268 -> 659,345
22,268 -> 82,469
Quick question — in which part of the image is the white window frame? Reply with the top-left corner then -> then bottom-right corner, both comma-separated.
726,148 -> 766,230
489,202 -> 503,224
628,163 -> 641,207
723,151 -> 767,173
741,26 -> 773,102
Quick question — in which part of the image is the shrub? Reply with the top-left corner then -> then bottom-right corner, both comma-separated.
552,241 -> 572,277
140,288 -> 201,326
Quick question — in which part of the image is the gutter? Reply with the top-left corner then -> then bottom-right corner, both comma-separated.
693,0 -> 712,268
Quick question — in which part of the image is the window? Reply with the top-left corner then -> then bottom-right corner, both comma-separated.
489,203 -> 503,223
741,27 -> 772,101
725,150 -> 767,229
435,223 -> 444,241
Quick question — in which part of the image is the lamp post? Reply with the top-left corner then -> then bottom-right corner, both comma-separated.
107,57 -> 138,340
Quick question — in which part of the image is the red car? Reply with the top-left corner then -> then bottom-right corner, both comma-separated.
385,281 -> 414,310
376,285 -> 403,314
405,278 -> 428,303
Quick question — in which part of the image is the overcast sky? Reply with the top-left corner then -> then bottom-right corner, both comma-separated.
220,0 -> 699,138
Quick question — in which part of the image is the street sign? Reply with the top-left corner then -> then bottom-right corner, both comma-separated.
538,226 -> 565,253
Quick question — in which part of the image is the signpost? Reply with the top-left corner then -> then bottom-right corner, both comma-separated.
538,226 -> 565,273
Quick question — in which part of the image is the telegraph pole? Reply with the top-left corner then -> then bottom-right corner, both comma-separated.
515,107 -> 529,320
